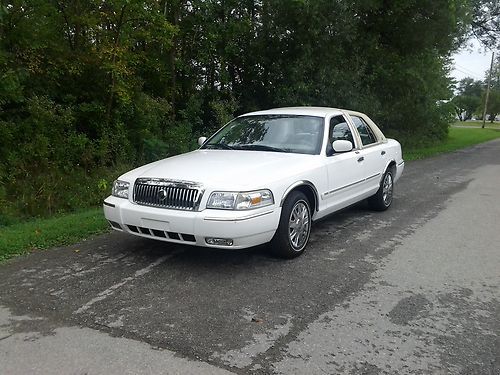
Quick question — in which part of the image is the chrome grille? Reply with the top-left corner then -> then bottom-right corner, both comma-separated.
133,178 -> 204,211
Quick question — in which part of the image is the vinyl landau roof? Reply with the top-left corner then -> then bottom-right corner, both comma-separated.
242,107 -> 347,118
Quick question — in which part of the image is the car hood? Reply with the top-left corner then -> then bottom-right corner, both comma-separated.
120,150 -> 318,190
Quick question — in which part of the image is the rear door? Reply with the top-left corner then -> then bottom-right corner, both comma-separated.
349,115 -> 387,192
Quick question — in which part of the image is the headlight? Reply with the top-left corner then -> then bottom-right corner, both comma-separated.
112,180 -> 130,199
207,189 -> 274,210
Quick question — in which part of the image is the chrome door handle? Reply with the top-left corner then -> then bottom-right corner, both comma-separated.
357,157 -> 364,162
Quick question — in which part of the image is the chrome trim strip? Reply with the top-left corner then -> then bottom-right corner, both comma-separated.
322,172 -> 381,198
323,180 -> 363,197
366,173 -> 381,181
135,178 -> 203,189
204,210 -> 274,222
397,160 -> 405,167
280,181 -> 319,211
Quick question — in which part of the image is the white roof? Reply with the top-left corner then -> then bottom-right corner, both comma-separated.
242,106 -> 346,118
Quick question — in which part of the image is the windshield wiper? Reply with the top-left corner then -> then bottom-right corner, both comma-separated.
239,144 -> 291,153
205,143 -> 236,150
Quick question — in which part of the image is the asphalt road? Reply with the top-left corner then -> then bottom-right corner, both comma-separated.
1,140 -> 500,375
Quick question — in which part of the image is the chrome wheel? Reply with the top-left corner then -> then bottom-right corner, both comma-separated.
382,173 -> 393,206
288,200 -> 310,251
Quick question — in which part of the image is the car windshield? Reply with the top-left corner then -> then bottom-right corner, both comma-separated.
202,115 -> 324,155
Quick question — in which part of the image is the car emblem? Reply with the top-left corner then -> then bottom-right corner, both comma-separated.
158,189 -> 168,201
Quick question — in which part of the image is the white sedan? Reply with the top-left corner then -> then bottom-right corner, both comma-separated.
103,107 -> 404,258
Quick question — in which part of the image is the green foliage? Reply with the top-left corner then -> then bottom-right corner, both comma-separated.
452,78 -> 484,120
468,0 -> 500,49
0,0 -> 483,220
482,56 -> 500,122
477,89 -> 500,122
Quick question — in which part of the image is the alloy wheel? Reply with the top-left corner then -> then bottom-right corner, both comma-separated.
382,173 -> 393,206
288,200 -> 311,251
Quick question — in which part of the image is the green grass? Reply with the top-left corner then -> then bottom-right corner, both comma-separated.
405,127 -> 500,161
0,208 -> 109,262
452,120 -> 500,128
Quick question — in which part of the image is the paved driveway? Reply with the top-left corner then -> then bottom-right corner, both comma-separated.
1,140 -> 499,374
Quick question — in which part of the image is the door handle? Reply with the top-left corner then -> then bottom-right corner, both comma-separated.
357,156 -> 364,162
381,151 -> 386,155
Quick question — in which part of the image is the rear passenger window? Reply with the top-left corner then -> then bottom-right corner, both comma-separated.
351,116 -> 377,146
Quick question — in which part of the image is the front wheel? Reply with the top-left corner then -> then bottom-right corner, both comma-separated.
270,191 -> 312,259
368,169 -> 394,211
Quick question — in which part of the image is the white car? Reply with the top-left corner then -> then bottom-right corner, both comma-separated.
104,107 -> 404,258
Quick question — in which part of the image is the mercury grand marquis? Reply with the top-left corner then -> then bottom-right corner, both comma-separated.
103,107 -> 404,258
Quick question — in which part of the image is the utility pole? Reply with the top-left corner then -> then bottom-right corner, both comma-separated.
482,52 -> 495,129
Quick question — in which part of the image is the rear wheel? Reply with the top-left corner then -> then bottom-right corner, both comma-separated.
368,168 -> 394,211
270,191 -> 312,259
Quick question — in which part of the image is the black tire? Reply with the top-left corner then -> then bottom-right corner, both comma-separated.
270,191 -> 312,259
368,168 -> 394,211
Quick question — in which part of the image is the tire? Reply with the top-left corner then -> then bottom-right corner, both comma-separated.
270,191 -> 312,259
368,168 -> 394,211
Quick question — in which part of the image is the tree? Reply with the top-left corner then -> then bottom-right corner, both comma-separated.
452,78 -> 483,120
479,55 -> 500,122
0,0 -> 478,219
485,90 -> 500,121
469,0 -> 500,49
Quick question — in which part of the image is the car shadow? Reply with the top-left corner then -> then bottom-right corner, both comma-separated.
126,199 -> 375,266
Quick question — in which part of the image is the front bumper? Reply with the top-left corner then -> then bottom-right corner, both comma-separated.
103,196 -> 281,249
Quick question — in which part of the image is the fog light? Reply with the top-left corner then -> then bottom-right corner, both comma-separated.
205,237 -> 234,246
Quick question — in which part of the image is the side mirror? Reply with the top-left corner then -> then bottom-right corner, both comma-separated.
198,136 -> 207,146
332,140 -> 353,153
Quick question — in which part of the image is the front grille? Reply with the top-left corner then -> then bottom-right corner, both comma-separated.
133,178 -> 203,211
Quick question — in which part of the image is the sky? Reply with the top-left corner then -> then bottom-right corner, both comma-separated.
450,38 -> 494,82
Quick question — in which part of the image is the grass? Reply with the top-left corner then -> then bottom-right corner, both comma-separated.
404,127 -> 500,161
452,120 -> 500,128
2,126 -> 500,263
0,208 -> 109,262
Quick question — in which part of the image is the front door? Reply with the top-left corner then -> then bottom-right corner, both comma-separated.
323,115 -> 366,213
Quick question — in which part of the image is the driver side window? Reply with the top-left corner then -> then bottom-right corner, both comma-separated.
327,115 -> 354,155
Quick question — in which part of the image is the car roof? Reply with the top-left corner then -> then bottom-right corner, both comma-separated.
241,107 -> 346,118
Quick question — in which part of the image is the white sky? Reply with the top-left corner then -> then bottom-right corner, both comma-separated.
451,38 -> 494,82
